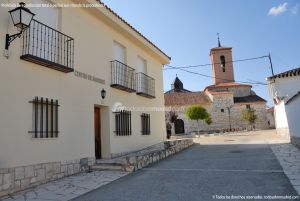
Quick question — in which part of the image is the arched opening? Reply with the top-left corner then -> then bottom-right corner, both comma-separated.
220,55 -> 226,72
174,119 -> 185,134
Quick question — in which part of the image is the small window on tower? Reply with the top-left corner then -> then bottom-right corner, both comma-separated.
220,55 -> 226,72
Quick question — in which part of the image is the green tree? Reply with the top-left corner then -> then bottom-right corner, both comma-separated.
185,105 -> 210,134
205,114 -> 213,125
242,108 -> 257,130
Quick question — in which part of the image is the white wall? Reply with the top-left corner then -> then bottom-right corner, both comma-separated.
0,0 -> 168,168
285,97 -> 300,137
269,76 -> 300,138
274,101 -> 289,129
270,76 -> 300,100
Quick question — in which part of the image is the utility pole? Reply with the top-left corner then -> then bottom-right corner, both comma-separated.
226,106 -> 233,131
268,53 -> 275,76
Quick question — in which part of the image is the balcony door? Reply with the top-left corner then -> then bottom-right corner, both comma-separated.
113,41 -> 126,63
137,56 -> 147,74
32,0 -> 58,29
113,41 -> 127,86
29,0 -> 60,64
137,56 -> 147,93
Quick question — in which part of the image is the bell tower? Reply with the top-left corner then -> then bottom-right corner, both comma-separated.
210,34 -> 235,85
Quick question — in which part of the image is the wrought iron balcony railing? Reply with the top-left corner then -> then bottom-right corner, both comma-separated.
21,19 -> 74,73
136,72 -> 155,98
111,60 -> 136,92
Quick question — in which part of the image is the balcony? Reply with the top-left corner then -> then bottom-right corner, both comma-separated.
21,19 -> 74,73
136,72 -> 155,98
111,60 -> 136,92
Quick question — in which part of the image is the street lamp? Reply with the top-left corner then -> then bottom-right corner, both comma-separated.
101,89 -> 106,99
5,2 -> 35,50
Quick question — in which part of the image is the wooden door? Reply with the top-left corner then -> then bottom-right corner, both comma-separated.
94,107 -> 101,159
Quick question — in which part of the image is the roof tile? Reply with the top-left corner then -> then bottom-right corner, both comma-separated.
164,92 -> 211,106
267,67 -> 300,80
234,95 -> 266,104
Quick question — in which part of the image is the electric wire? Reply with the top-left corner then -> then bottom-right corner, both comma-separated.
163,55 -> 269,70
163,55 -> 269,86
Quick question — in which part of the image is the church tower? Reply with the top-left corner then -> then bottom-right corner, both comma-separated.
210,35 -> 235,85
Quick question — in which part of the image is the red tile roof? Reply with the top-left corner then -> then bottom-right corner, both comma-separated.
267,107 -> 274,113
267,67 -> 300,80
205,82 -> 252,91
164,92 -> 211,106
97,0 -> 171,61
233,95 -> 266,103
208,91 -> 233,95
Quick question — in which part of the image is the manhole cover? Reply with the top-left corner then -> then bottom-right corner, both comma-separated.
230,150 -> 243,153
224,140 -> 235,142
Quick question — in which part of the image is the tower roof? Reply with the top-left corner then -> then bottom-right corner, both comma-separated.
165,75 -> 191,93
210,46 -> 232,55
172,75 -> 183,89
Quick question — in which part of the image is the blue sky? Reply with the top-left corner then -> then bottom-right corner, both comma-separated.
101,0 -> 300,106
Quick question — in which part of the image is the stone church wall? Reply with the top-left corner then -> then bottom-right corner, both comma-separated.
208,86 -> 251,97
165,101 -> 268,135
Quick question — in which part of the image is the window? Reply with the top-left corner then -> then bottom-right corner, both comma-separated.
137,56 -> 147,74
29,97 -> 59,138
32,0 -> 59,29
114,110 -> 132,136
220,55 -> 226,72
141,113 -> 151,135
113,41 -> 126,63
221,109 -> 224,112
246,104 -> 251,109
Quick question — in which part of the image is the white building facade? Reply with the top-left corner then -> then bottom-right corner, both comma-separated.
267,67 -> 300,145
0,0 -> 170,196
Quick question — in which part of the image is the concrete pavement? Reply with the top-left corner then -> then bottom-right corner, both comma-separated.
73,132 -> 299,201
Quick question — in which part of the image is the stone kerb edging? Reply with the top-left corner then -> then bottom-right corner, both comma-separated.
0,157 -> 95,197
123,139 -> 194,172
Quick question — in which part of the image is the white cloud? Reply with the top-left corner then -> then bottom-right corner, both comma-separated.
291,3 -> 299,15
268,2 -> 288,16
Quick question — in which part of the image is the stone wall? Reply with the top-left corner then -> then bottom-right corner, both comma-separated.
0,157 -> 95,197
166,101 -> 268,135
291,136 -> 300,149
267,112 -> 276,129
208,87 -> 251,97
123,139 -> 194,172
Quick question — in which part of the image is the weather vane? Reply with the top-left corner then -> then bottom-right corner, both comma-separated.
217,33 -> 221,47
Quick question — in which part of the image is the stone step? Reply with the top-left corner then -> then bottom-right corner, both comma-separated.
91,163 -> 124,171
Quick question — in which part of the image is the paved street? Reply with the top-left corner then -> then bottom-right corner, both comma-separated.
73,131 -> 299,201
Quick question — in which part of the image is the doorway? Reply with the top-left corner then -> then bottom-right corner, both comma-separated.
94,107 -> 101,159
174,119 -> 185,134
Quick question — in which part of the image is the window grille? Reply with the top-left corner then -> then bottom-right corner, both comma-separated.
114,110 -> 132,136
141,113 -> 151,135
29,96 -> 59,138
